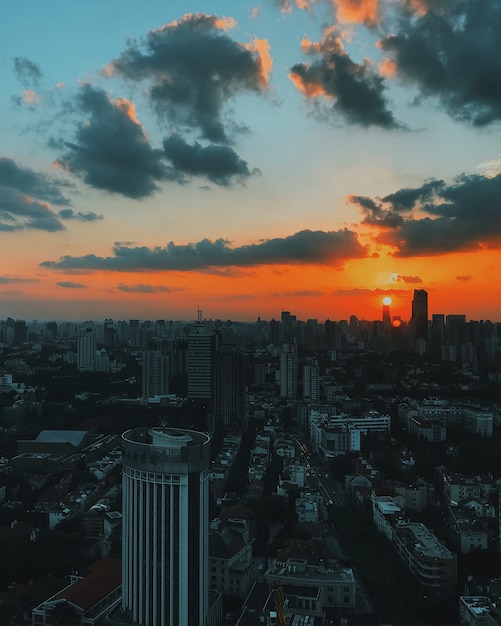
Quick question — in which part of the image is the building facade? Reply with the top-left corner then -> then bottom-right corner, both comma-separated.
121,427 -> 211,626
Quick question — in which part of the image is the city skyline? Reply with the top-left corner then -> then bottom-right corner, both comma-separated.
2,1 -> 501,323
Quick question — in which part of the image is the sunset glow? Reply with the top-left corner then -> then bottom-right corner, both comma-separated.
1,1 -> 501,324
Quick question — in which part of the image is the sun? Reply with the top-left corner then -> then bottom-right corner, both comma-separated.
382,296 -> 392,306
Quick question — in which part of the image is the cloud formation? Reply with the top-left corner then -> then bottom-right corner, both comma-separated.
334,287 -> 409,296
56,84 -> 168,198
57,208 -> 103,222
380,0 -> 501,126
0,275 -> 38,284
106,13 -> 271,143
117,283 -> 176,293
289,26 -> 399,128
57,281 -> 87,289
0,193 -> 64,232
163,135 -> 257,185
40,228 -> 368,272
12,57 -> 43,88
350,171 -> 501,256
0,157 -> 71,206
391,273 -> 423,284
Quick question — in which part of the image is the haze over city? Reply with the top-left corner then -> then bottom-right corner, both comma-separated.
2,0 -> 501,323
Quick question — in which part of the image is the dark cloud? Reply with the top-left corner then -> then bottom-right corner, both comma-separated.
40,228 -> 368,272
289,27 -> 400,128
334,287 -> 409,296
163,135 -> 257,185
380,0 -> 501,126
456,275 -> 472,282
0,185 -> 65,232
0,157 -> 72,206
57,208 -> 103,222
117,283 -> 175,293
12,57 -> 43,88
349,171 -> 501,256
395,274 -> 423,284
0,276 -> 38,284
107,13 -> 270,143
57,281 -> 87,289
273,290 -> 325,297
56,84 -> 168,198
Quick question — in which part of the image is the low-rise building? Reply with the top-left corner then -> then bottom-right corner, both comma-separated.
264,557 -> 356,612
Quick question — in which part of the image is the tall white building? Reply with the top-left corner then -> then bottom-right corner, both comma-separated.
121,427 -> 211,626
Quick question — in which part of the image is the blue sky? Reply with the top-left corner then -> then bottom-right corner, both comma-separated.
1,0 -> 501,322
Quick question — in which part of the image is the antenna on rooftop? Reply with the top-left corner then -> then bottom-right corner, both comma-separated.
197,307 -> 203,323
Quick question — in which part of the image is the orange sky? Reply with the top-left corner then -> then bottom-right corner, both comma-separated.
2,2 -> 501,323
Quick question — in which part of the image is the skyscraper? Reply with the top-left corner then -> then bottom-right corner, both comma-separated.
303,362 -> 319,401
382,300 -> 391,329
121,427 -> 211,626
212,344 -> 246,428
280,340 -> 298,401
187,323 -> 219,403
142,349 -> 169,400
77,328 -> 96,372
411,289 -> 428,341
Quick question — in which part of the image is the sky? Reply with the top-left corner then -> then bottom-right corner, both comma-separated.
1,0 -> 501,324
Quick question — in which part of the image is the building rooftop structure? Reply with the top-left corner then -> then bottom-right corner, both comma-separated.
35,430 -> 88,447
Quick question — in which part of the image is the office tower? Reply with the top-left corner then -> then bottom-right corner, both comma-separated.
382,301 -> 391,328
103,319 -> 116,347
280,340 -> 298,401
13,319 -> 28,345
77,328 -> 96,372
268,318 -> 282,346
411,289 -> 428,341
430,314 -> 445,360
324,319 -> 336,348
45,321 -> 58,341
121,427 -> 211,626
303,362 -> 319,401
281,310 -> 296,343
212,344 -> 246,427
445,314 -> 467,362
187,323 -> 219,403
142,349 -> 169,400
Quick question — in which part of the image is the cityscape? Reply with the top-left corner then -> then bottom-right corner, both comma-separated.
2,0 -> 501,625
1,288 -> 501,625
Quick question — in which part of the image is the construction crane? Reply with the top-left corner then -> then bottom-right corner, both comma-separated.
270,582 -> 289,626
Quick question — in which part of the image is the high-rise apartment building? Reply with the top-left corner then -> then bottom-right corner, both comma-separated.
303,362 -> 320,401
280,340 -> 298,401
142,349 -> 170,400
212,344 -> 246,427
187,323 -> 219,403
77,328 -> 96,372
121,427 -> 211,626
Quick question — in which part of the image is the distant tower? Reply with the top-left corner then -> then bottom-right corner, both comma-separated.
411,289 -> 428,341
382,300 -> 391,328
13,320 -> 27,346
77,328 -> 96,372
280,340 -> 298,401
121,427 -> 211,626
303,362 -> 320,401
142,349 -> 169,400
187,322 -> 219,404
212,344 -> 246,427
268,318 -> 282,346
